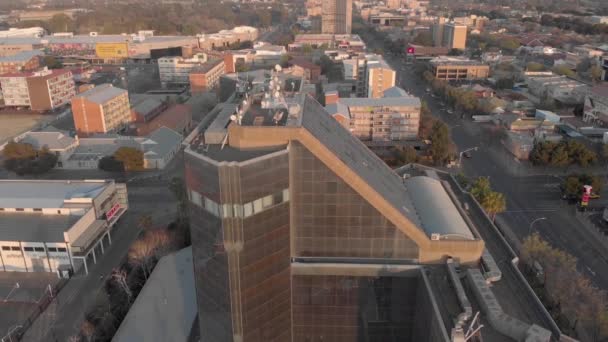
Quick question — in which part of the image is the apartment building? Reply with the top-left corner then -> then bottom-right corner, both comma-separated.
0,179 -> 128,275
0,50 -> 41,74
366,54 -> 397,98
158,54 -> 209,86
189,59 -> 226,93
432,18 -> 467,50
183,81 -> 488,341
322,0 -> 353,34
429,56 -> 490,80
71,84 -> 131,136
326,87 -> 421,143
0,68 -> 75,111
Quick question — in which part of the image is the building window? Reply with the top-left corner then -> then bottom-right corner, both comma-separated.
243,202 -> 253,217
34,247 -> 44,252
15,208 -> 24,211
190,189 -> 202,207
47,247 -> 58,252
1,246 -> 10,251
11,246 -> 20,251
57,247 -> 67,252
253,198 -> 263,214
23,247 -> 34,252
33,208 -> 42,212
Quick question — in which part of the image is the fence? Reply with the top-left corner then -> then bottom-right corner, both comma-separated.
1,277 -> 68,342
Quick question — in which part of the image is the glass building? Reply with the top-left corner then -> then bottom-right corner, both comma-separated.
183,78 -> 485,342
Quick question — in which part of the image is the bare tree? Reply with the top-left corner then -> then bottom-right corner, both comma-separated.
138,214 -> 153,229
111,268 -> 132,302
128,238 -> 156,280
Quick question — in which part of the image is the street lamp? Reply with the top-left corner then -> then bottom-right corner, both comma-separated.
528,217 -> 547,236
459,147 -> 478,167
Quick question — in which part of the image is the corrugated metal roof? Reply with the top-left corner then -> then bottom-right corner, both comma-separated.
0,180 -> 108,209
74,84 -> 127,104
113,247 -> 197,342
0,213 -> 81,242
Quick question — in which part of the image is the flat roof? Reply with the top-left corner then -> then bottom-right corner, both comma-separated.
0,213 -> 81,242
74,84 -> 127,104
338,96 -> 421,108
430,56 -> 488,66
0,180 -> 110,209
0,49 -> 41,63
113,247 -> 197,342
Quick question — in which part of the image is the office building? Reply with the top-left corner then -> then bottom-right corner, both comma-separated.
198,26 -> 259,51
342,54 -> 396,98
432,18 -> 467,50
429,56 -> 490,80
291,34 -> 366,52
183,74 -> 487,341
0,179 -> 128,275
0,67 -> 75,111
71,84 -> 131,136
326,87 -> 421,143
0,50 -> 41,74
322,0 -> 353,34
189,59 -> 226,93
158,53 -> 209,86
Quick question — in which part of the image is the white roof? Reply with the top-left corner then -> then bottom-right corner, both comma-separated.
0,180 -> 109,209
113,247 -> 197,342
404,176 -> 474,240
19,130 -> 76,150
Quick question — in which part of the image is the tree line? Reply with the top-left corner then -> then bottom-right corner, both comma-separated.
522,233 -> 608,338
2,141 -> 57,175
539,14 -> 608,36
529,140 -> 597,167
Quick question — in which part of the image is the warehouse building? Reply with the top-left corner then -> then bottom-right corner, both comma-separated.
0,179 -> 128,275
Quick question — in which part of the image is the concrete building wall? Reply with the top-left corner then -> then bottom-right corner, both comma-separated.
443,24 -> 467,50
367,67 -> 396,98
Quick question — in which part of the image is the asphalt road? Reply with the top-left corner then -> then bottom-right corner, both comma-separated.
379,52 -> 608,291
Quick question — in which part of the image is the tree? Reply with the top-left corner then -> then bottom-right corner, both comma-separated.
553,65 -> 576,78
128,236 -> 156,280
43,56 -> 63,69
429,121 -> 450,166
576,58 -> 591,75
48,14 -> 73,33
138,214 -> 153,229
412,31 -> 433,46
471,177 -> 492,201
590,65 -> 604,82
113,147 -> 144,171
480,191 -> 506,220
3,142 -> 57,175
392,146 -> 418,165
98,156 -> 124,172
499,38 -> 520,51
526,62 -> 546,71
3,141 -> 36,159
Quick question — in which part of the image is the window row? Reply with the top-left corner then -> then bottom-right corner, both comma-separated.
1,246 -> 67,253
189,188 -> 289,218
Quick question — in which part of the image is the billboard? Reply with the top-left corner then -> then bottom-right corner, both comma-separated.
96,42 -> 129,59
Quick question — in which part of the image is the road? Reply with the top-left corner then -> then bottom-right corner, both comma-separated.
375,50 -> 608,291
21,184 -> 177,341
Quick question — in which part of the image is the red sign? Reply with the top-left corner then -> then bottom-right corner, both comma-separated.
581,193 -> 590,206
407,47 -> 415,54
106,203 -> 121,221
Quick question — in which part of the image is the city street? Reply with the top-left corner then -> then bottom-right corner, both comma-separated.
377,51 -> 608,291
20,183 -> 177,341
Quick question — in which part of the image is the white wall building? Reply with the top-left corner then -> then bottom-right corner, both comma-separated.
0,179 -> 128,275
158,53 -> 208,86
583,86 -> 608,127
0,27 -> 45,38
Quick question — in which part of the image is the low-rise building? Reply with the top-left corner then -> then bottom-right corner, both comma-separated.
158,53 -> 208,86
0,179 -> 128,274
583,85 -> 608,126
17,130 -> 79,168
0,68 -> 75,111
132,104 -> 193,136
429,56 -> 490,80
71,84 -> 131,136
197,26 -> 259,51
130,98 -> 168,124
189,59 -> 225,93
0,50 -> 41,74
526,74 -> 588,105
290,59 -> 321,83
291,34 -> 366,51
326,87 -> 421,143
0,27 -> 45,38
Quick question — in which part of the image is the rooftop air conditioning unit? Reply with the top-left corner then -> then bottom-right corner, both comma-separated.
89,32 -> 98,37
431,234 -> 441,241
402,173 -> 410,179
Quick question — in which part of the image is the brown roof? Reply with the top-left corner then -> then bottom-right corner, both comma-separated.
291,58 -> 320,71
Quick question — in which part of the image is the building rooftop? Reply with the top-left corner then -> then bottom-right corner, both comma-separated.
0,180 -> 110,209
590,85 -> 608,99
143,126 -> 183,159
190,58 -> 223,74
19,130 -> 76,150
0,213 -> 81,242
74,84 -> 127,104
113,247 -> 197,342
131,98 -> 164,116
338,96 -> 421,108
0,49 -> 41,63
430,56 -> 488,66
0,68 -> 70,78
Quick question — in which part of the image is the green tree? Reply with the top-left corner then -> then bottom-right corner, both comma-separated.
43,56 -> 63,69
302,44 -> 313,54
526,62 -> 546,71
98,156 -> 124,172
481,191 -> 506,220
412,31 -> 433,46
3,142 -> 57,175
496,78 -> 514,90
529,141 -> 556,165
499,38 -> 520,51
553,65 -> 576,78
549,143 -> 570,166
576,58 -> 591,75
113,147 -> 144,171
471,177 -> 492,201
2,141 -> 37,159
429,121 -> 450,165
